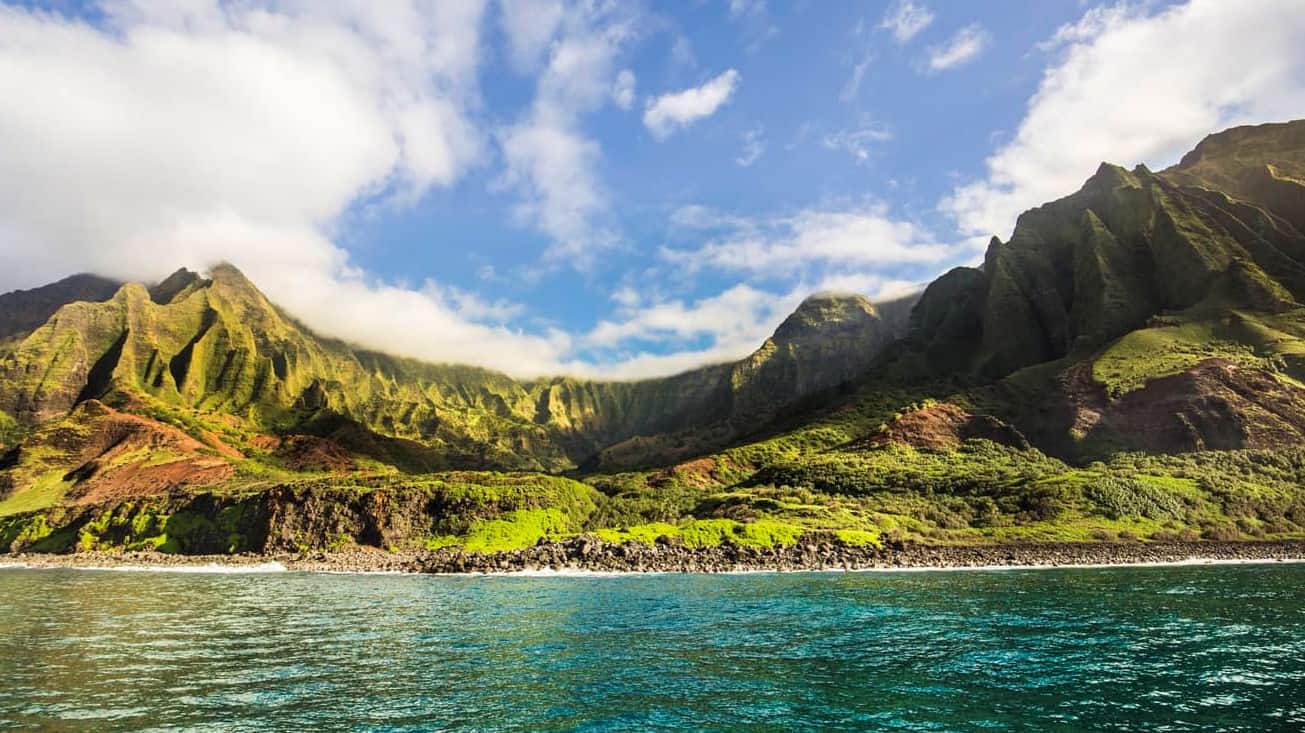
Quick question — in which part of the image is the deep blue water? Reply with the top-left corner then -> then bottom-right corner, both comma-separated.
0,563 -> 1303,732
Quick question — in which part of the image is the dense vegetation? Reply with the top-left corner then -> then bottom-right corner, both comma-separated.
4,120 -> 1305,555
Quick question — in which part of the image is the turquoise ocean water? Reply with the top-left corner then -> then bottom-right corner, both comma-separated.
1,563 -> 1302,731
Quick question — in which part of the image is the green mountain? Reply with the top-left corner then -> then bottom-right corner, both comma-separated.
5,120 -> 1305,557
897,120 -> 1305,458
0,258 -> 914,502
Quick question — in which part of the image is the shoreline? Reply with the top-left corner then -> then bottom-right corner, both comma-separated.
5,538 -> 1305,575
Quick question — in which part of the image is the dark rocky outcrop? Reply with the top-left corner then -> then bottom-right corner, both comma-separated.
9,539 -> 1305,575
0,273 -> 120,342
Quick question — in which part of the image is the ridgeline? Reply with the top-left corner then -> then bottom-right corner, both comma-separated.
5,120 -> 1305,568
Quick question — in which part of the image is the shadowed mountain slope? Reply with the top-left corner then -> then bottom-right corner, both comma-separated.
0,263 -> 916,476
902,120 -> 1305,383
0,274 -> 121,343
7,120 -> 1305,557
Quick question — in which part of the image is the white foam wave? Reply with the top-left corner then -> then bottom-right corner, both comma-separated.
3,556 -> 1302,577
483,556 -> 1305,577
0,561 -> 288,574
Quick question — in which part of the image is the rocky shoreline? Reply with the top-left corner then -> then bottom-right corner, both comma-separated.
5,538 -> 1305,574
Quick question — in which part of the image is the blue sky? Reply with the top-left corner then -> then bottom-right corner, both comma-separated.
1,1 -> 1301,377
346,1 -> 1090,351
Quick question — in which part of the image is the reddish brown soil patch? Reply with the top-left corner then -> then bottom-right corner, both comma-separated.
1090,359 -> 1305,452
37,401 -> 235,504
273,435 -> 356,472
69,459 -> 234,505
867,402 -> 1030,451
248,435 -> 282,452
667,457 -> 718,488
201,430 -> 245,460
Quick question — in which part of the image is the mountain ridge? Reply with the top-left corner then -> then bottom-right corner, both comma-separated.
6,119 -> 1305,558
0,261 -> 917,474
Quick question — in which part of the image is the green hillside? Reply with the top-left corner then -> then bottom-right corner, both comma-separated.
5,119 -> 1305,556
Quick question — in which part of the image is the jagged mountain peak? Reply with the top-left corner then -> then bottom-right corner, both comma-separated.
901,118 -> 1305,382
773,292 -> 879,345
148,267 -> 207,305
1,259 -> 918,474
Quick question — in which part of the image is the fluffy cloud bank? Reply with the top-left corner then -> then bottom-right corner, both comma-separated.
0,1 -> 583,377
0,1 -> 596,377
496,1 -> 637,262
943,0 -> 1305,241
4,0 -> 1301,382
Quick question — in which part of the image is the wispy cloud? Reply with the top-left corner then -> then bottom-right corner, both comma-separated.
881,0 -> 934,43
612,68 -> 636,109
823,125 -> 894,163
499,0 -> 566,73
662,202 -> 951,276
496,2 -> 639,262
925,24 -> 991,72
643,69 -> 742,140
840,53 -> 875,103
736,126 -> 766,167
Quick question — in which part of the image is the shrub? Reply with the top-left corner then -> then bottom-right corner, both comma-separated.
1084,476 -> 1185,520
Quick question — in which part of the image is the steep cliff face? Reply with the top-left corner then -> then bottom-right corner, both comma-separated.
0,473 -> 602,554
0,265 -> 913,479
727,293 -> 914,424
905,121 -> 1305,382
583,292 -> 918,470
8,120 -> 1305,552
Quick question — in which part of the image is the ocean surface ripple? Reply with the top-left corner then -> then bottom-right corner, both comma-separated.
1,564 -> 1303,731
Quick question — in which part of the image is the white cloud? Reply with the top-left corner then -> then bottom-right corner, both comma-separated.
925,23 -> 990,72
823,125 -> 894,163
612,68 -> 636,109
881,0 -> 934,44
496,1 -> 637,261
840,53 -> 874,103
578,267 -> 923,379
643,69 -> 741,140
942,0 -> 1305,241
0,0 -> 844,381
797,272 -> 921,304
736,126 -> 765,167
587,283 -> 780,349
728,0 -> 766,20
498,123 -> 612,259
662,203 -> 951,276
610,286 -> 642,309
498,0 -> 565,72
0,1 -> 615,379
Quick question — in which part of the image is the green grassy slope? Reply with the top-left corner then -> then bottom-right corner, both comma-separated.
0,265 -> 915,477
6,120 -> 1305,555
